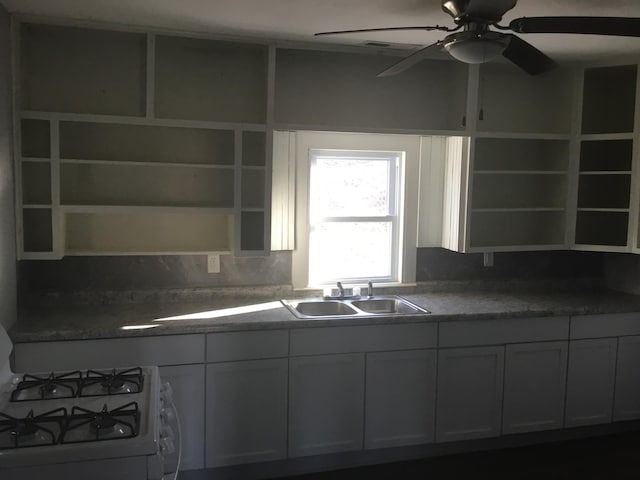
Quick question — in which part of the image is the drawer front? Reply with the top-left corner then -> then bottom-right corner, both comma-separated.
206,330 -> 289,362
289,323 -> 437,356
439,316 -> 569,347
570,312 -> 640,339
13,334 -> 205,371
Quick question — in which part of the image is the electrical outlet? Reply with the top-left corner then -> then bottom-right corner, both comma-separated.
207,254 -> 221,274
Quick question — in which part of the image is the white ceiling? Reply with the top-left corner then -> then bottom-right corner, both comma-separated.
3,0 -> 640,65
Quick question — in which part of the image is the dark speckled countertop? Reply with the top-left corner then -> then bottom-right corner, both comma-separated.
10,280 -> 640,342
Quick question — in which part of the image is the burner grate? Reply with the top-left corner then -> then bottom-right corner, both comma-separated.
0,408 -> 67,449
79,367 -> 144,397
11,371 -> 82,402
61,402 -> 140,444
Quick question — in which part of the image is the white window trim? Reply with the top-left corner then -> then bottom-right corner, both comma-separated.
291,131 -> 421,289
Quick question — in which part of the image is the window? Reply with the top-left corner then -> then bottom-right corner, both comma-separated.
286,131 -> 421,289
308,150 -> 403,285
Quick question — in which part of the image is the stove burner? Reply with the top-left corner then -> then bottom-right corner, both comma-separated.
80,367 -> 143,397
11,371 -> 82,402
89,405 -> 118,432
101,377 -> 126,392
39,382 -> 58,396
61,402 -> 140,444
9,411 -> 39,439
0,408 -> 67,449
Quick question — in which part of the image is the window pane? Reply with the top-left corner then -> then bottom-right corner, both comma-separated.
309,222 -> 392,283
310,157 -> 391,218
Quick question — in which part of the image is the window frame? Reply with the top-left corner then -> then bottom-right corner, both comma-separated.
291,131 -> 421,290
307,149 -> 403,285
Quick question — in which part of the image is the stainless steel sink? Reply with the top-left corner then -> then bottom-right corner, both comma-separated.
281,295 -> 429,319
351,298 -> 424,314
293,300 -> 358,317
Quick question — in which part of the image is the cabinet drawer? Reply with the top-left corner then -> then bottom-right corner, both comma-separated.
290,323 -> 437,356
439,316 -> 569,347
13,334 -> 205,371
206,330 -> 288,362
570,312 -> 640,339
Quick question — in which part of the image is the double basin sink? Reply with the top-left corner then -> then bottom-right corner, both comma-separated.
281,295 -> 429,319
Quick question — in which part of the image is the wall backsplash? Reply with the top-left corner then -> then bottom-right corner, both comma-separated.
603,253 -> 640,295
18,248 -> 604,304
416,248 -> 604,282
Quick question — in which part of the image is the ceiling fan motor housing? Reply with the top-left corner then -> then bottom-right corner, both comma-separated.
442,0 -> 518,24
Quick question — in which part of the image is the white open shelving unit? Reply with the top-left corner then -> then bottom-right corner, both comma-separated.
443,63 -> 574,253
574,64 -> 638,252
15,22 -> 272,259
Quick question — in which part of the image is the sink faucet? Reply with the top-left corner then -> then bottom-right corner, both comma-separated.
367,280 -> 373,298
337,281 -> 345,298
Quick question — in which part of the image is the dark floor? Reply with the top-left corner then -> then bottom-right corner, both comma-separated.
277,431 -> 640,479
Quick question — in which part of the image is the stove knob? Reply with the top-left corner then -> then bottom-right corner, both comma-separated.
159,436 -> 175,455
161,406 -> 176,423
160,425 -> 174,440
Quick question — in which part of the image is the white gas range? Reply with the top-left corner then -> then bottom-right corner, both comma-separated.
0,326 -> 181,480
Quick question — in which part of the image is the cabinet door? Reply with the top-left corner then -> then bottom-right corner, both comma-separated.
436,346 -> 504,442
503,341 -> 568,434
565,338 -> 617,427
289,353 -> 365,457
614,336 -> 640,421
159,364 -> 206,471
205,358 -> 288,467
365,349 -> 437,449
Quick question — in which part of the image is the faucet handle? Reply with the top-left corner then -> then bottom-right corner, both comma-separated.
337,281 -> 345,298
367,280 -> 373,298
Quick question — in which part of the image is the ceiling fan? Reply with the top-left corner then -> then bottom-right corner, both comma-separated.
314,0 -> 640,76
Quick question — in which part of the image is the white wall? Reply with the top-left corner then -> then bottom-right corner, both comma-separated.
0,4 -> 17,330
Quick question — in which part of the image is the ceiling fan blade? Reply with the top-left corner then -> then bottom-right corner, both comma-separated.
502,34 -> 557,75
377,41 -> 444,77
442,0 -> 517,22
509,17 -> 640,37
314,26 -> 450,37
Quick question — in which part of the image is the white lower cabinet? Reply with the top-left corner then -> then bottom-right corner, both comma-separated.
502,341 -> 568,434
159,364 -> 206,471
205,359 -> 288,467
565,338 -> 617,427
436,346 -> 505,442
288,353 -> 365,457
364,349 -> 437,449
614,335 -> 640,421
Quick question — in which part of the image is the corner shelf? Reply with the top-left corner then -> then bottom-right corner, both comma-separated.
574,65 -> 637,249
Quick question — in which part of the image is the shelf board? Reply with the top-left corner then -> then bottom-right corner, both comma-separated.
472,208 -> 565,213
60,158 -> 235,170
466,244 -> 566,253
580,133 -> 635,141
474,132 -> 571,140
21,110 -> 267,132
579,171 -> 632,175
64,249 -> 232,256
60,205 -> 236,214
576,208 -> 630,213
474,170 -> 567,175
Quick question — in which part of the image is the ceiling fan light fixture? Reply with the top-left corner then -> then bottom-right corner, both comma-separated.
444,31 -> 509,64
